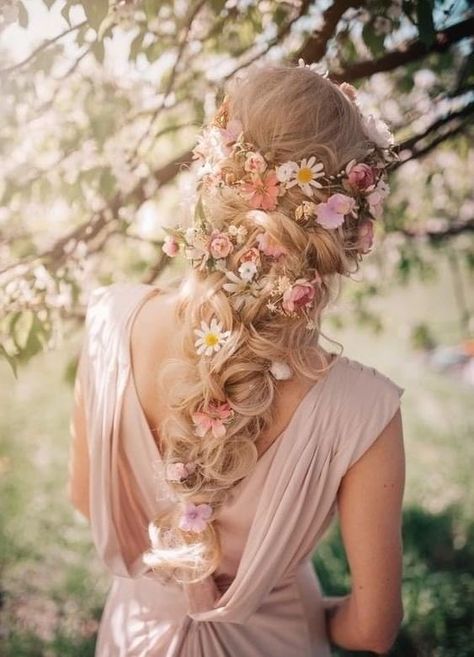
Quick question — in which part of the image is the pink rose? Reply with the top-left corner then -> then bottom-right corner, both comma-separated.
347,163 -> 376,191
162,235 -> 179,257
240,247 -> 261,265
208,230 -> 233,259
357,220 -> 374,254
244,151 -> 267,174
282,278 -> 316,314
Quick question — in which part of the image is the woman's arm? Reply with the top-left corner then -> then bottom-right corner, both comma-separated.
68,363 -> 91,521
325,408 -> 405,654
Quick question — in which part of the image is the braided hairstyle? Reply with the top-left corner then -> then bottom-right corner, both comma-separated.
143,62 -> 387,583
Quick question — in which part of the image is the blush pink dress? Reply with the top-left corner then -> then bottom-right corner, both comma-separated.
76,282 -> 404,657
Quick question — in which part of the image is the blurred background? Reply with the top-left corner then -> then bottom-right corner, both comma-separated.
0,1 -> 473,655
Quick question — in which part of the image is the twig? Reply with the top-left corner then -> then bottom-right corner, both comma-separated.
0,20 -> 87,75
331,16 -> 474,82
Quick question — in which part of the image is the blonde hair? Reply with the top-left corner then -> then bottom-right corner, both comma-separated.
145,62 -> 374,583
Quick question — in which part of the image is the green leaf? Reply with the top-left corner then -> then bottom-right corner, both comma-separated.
92,39 -> 105,63
18,1 -> 28,28
81,0 -> 109,32
130,31 -> 145,60
362,21 -> 386,58
416,0 -> 436,47
61,0 -> 73,27
0,344 -> 18,378
144,0 -> 161,20
11,310 -> 34,351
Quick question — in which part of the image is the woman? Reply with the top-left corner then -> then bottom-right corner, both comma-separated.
69,62 -> 405,657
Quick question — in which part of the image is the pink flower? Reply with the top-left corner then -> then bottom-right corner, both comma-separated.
256,231 -> 287,259
162,235 -> 179,257
347,163 -> 376,191
282,278 -> 316,314
366,180 -> 389,219
178,502 -> 213,533
244,151 -> 267,174
241,171 -> 280,211
208,230 -> 233,259
192,400 -> 234,439
166,461 -> 197,482
357,220 -> 374,253
239,247 -> 261,265
315,193 -> 356,229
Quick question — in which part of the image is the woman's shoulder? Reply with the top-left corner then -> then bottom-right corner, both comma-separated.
84,281 -> 155,328
328,354 -> 405,470
333,354 -> 404,396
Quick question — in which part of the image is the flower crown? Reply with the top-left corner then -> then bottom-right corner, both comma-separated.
163,68 -> 398,329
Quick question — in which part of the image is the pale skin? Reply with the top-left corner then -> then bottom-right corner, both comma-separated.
69,286 -> 405,655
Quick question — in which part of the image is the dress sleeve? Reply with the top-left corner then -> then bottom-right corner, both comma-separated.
333,360 -> 405,473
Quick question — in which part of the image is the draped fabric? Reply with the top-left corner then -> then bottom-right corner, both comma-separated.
78,282 -> 404,657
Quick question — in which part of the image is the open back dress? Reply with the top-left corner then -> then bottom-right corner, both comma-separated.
76,282 -> 404,657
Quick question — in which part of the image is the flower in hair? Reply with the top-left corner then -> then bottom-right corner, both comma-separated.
270,360 -> 293,380
315,193 -> 357,229
297,58 -> 329,78
285,156 -> 325,195
240,171 -> 280,210
282,278 -> 318,314
162,235 -> 180,257
256,232 -> 287,259
339,82 -> 358,103
166,461 -> 197,482
208,229 -> 234,259
361,114 -> 394,149
178,502 -> 213,533
192,400 -> 234,438
238,260 -> 258,282
357,219 -> 374,254
366,180 -> 390,219
194,318 -> 231,356
228,224 -> 248,244
244,151 -> 267,174
346,162 -> 376,191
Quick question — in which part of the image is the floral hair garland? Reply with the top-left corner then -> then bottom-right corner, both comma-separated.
154,64 -> 398,537
163,66 -> 398,330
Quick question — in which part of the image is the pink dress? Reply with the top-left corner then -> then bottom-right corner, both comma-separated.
77,282 -> 404,657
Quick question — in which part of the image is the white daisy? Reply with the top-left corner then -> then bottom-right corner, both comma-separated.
238,261 -> 257,281
287,157 -> 325,195
194,318 -> 231,356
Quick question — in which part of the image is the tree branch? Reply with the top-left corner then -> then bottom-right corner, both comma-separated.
295,0 -> 364,64
331,15 -> 474,82
224,0 -> 314,81
398,99 -> 474,152
0,20 -> 88,75
400,219 -> 474,241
